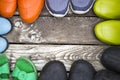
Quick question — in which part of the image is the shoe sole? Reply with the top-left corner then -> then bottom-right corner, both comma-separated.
70,0 -> 95,14
45,1 -> 69,17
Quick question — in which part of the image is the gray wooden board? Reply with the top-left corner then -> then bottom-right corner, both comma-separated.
5,16 -> 104,44
5,44 -> 109,71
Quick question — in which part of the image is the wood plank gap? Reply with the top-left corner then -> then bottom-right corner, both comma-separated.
9,43 -> 109,46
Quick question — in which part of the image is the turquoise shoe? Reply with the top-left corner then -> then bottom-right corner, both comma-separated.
0,54 -> 10,80
12,57 -> 37,80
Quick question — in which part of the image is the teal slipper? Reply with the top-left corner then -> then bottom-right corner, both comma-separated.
12,57 -> 37,80
0,54 -> 10,80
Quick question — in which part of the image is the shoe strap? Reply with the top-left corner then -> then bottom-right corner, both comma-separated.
0,74 -> 9,80
0,63 -> 9,80
0,78 -> 9,80
0,63 -> 10,74
12,66 -> 36,80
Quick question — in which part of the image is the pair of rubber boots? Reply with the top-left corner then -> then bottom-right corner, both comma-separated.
94,47 -> 120,80
0,54 -> 37,80
93,0 -> 120,45
0,17 -> 12,53
39,60 -> 96,80
0,0 -> 44,23
39,47 -> 120,80
45,0 -> 95,17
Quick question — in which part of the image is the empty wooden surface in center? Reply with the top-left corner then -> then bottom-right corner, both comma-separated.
4,7 -> 109,71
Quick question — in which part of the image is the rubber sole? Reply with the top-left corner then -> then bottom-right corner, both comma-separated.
70,0 -> 95,14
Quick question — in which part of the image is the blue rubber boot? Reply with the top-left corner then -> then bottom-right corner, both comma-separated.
0,37 -> 8,53
0,17 -> 11,53
0,17 -> 12,35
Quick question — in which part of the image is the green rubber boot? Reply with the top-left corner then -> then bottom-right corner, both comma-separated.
0,54 -> 10,80
94,20 -> 120,45
12,57 -> 37,80
93,0 -> 120,19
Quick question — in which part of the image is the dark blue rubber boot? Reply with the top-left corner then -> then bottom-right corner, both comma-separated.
94,70 -> 120,80
69,60 -> 96,80
38,60 -> 67,80
101,47 -> 120,73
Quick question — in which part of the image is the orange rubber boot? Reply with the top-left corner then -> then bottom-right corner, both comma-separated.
18,0 -> 44,23
0,0 -> 17,18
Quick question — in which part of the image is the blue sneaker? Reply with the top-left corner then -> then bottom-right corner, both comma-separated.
45,0 -> 69,17
0,37 -> 8,53
70,0 -> 95,14
0,17 -> 12,35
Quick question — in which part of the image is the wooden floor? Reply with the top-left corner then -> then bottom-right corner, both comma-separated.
4,7 -> 110,72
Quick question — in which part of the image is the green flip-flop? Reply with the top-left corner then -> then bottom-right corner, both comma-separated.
0,54 -> 10,80
12,57 -> 37,80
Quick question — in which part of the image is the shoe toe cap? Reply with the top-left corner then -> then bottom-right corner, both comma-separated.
0,37 -> 8,53
71,0 -> 94,11
101,47 -> 120,73
94,70 -> 120,80
38,61 -> 67,80
94,20 -> 120,45
69,60 -> 96,80
0,17 -> 12,35
46,0 -> 69,15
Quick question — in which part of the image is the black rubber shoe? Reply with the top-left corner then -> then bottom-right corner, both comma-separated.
101,47 -> 120,73
69,60 -> 96,80
94,70 -> 120,80
38,60 -> 67,80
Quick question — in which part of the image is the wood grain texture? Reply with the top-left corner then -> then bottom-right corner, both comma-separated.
5,16 -> 104,44
5,44 -> 109,71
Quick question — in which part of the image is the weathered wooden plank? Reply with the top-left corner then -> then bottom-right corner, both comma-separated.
15,7 -> 96,17
5,44 -> 109,71
5,17 -> 104,44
